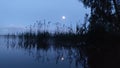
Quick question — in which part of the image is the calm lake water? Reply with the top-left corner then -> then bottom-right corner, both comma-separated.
0,36 -> 85,68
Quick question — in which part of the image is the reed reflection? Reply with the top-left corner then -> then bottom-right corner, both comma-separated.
4,36 -> 86,68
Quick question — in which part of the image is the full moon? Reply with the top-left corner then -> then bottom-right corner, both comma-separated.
62,16 -> 66,20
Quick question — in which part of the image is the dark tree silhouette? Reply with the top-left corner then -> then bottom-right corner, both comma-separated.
78,0 -> 120,68
79,0 -> 120,32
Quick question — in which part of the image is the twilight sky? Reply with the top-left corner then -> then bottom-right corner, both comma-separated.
0,0 -> 90,34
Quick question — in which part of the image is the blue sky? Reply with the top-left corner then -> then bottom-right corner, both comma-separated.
0,0 -> 90,34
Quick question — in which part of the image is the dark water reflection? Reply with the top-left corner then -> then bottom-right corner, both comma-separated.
0,36 -> 86,68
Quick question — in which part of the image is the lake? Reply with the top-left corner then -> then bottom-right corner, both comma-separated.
0,36 -> 86,68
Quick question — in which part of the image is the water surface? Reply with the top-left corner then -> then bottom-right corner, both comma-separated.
0,36 -> 85,68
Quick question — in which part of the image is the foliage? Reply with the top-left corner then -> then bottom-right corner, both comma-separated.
79,0 -> 120,32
